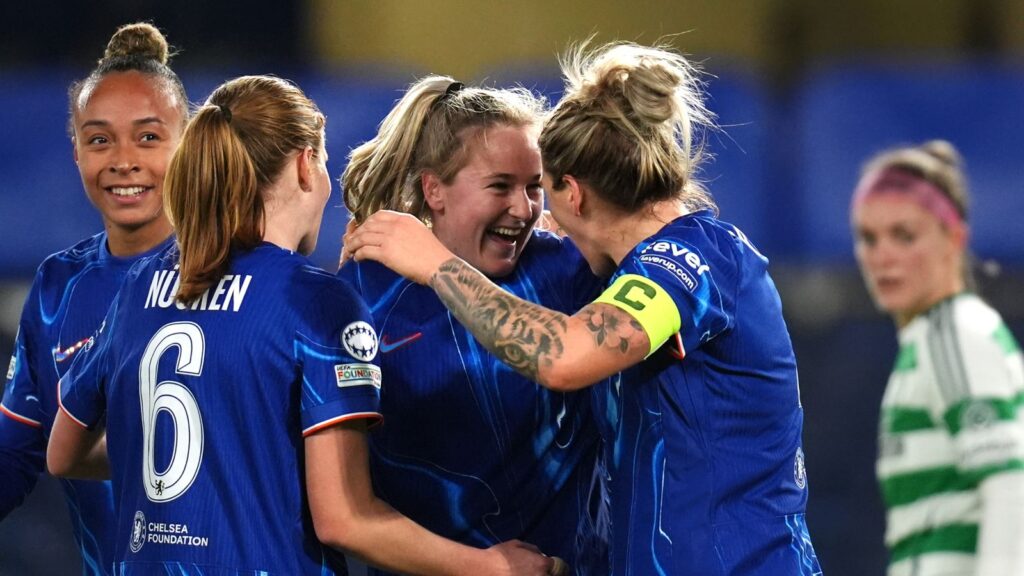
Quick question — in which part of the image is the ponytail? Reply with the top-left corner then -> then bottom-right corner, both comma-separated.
164,76 -> 325,304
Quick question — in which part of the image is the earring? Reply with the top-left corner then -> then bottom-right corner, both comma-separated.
422,214 -> 433,230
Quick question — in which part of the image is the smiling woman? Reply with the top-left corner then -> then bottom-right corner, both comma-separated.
423,123 -> 543,278
71,71 -> 183,255
338,76 -> 608,575
48,72 -> 556,576
0,22 -> 188,576
342,77 -> 549,278
344,42 -> 822,576
68,26 -> 189,257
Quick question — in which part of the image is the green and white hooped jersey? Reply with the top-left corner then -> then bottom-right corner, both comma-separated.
877,293 -> 1024,576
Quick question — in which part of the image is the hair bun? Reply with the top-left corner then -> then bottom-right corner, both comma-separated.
102,22 -> 170,65
920,139 -> 962,170
604,57 -> 680,126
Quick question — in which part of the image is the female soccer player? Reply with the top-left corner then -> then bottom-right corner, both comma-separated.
47,74 -> 555,575
346,43 -> 822,575
339,76 -> 605,575
851,140 -> 1024,575
0,22 -> 186,574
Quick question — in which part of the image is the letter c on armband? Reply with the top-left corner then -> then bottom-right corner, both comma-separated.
612,278 -> 657,311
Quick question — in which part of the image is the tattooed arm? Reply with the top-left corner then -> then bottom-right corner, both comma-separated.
346,210 -> 651,390
431,258 -> 650,390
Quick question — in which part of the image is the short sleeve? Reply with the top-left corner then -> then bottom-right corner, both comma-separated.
58,308 -> 116,430
0,324 -> 47,517
600,235 -> 733,357
1,277 -> 45,429
297,278 -> 382,436
1,328 -> 43,430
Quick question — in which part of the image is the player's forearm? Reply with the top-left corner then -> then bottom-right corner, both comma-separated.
429,257 -> 648,391
318,499 -> 497,575
429,257 -> 570,387
47,442 -> 109,480
307,425 -> 513,575
77,433 -> 110,479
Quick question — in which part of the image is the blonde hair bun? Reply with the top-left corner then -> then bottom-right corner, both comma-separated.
102,22 -> 170,65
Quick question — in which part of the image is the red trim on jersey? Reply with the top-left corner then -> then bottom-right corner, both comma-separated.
56,379 -> 90,429
302,412 -> 383,437
669,332 -> 686,360
0,403 -> 41,428
57,402 -> 90,430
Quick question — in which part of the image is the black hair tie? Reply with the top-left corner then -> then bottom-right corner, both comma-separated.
218,104 -> 232,123
435,81 -> 464,107
445,81 -> 464,97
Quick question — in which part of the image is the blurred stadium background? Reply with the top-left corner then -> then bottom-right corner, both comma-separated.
1,1 -> 1022,574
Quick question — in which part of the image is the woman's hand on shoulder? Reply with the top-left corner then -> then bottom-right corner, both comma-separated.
338,217 -> 360,270
344,210 -> 453,284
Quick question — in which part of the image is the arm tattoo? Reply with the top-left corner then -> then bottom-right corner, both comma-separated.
430,258 -> 567,381
577,305 -> 646,355
429,258 -> 649,383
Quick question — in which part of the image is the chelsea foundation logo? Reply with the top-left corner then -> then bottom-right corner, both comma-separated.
130,510 -> 147,553
794,447 -> 807,490
127,513 -> 210,549
342,321 -> 378,361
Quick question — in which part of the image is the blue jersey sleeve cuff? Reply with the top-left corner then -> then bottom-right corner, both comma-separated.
302,394 -> 382,437
0,403 -> 42,429
57,377 -> 101,430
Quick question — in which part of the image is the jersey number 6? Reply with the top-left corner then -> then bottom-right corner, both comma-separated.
139,322 -> 206,502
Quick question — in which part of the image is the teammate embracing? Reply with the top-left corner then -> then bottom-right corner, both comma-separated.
47,75 -> 556,575
339,76 -> 606,576
346,42 -> 822,575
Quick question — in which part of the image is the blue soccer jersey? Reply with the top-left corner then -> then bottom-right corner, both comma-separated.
1,232 -> 172,575
593,211 -> 821,575
58,242 -> 382,575
339,231 -> 609,576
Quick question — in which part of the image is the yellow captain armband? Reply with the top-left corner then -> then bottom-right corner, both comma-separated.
594,274 -> 681,358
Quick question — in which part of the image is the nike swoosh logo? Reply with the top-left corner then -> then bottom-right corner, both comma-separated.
53,336 -> 93,363
379,332 -> 422,353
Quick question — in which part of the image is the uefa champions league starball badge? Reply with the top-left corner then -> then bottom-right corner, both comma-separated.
342,321 -> 379,361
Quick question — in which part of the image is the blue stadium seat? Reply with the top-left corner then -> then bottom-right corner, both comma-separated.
793,61 -> 1024,264
699,66 -> 774,256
